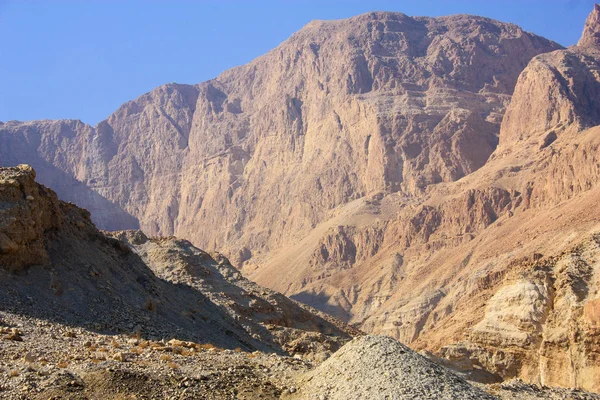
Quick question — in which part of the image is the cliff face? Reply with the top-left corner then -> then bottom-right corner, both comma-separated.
448,235 -> 600,390
0,12 -> 561,260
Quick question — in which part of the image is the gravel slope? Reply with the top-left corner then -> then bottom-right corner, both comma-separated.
290,335 -> 495,400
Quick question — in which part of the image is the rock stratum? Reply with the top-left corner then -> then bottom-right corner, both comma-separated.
3,5 -> 600,395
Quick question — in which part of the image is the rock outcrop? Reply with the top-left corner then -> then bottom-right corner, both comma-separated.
579,4 -> 600,47
441,235 -> 600,390
0,165 -> 62,271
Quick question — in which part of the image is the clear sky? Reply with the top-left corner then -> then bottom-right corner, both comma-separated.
0,0 -> 596,125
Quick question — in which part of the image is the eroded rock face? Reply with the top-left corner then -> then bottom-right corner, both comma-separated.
441,235 -> 600,392
498,48 -> 600,149
0,165 -> 63,271
0,13 -> 561,258
500,4 -> 600,149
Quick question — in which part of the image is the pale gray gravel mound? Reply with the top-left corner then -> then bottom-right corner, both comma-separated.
292,335 -> 496,400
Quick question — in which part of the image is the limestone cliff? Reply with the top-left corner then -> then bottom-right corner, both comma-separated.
246,5 -> 600,392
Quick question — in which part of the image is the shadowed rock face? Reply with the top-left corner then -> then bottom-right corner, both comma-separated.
0,12 -> 561,260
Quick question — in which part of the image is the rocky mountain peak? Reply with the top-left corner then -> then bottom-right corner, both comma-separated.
500,4 -> 600,148
578,4 -> 600,47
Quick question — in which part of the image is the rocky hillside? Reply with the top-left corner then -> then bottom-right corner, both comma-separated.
0,165 -> 353,357
0,164 -> 363,398
6,165 -> 591,399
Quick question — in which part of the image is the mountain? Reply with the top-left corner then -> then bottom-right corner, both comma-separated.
0,12 -> 560,253
4,6 -> 600,393
248,5 -> 600,391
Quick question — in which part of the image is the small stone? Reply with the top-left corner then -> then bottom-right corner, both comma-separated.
167,339 -> 185,347
24,352 -> 36,363
17,164 -> 35,177
5,332 -> 23,341
0,233 -> 18,254
113,352 -> 129,362
25,195 -> 34,201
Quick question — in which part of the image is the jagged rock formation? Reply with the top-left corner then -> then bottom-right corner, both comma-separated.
0,165 -> 353,357
579,4 -> 600,47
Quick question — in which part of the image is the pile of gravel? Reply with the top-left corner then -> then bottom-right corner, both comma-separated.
291,335 -> 496,400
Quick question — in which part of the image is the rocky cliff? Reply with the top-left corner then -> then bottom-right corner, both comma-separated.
246,5 -> 600,392
0,12 -> 561,260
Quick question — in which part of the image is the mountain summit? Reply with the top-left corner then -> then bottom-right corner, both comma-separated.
579,3 -> 600,47
0,12 -> 561,255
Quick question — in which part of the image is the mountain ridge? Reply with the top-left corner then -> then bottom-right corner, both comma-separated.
0,11 -> 562,245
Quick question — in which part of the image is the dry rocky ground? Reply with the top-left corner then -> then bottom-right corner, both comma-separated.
0,316 -> 598,399
0,311 -> 308,400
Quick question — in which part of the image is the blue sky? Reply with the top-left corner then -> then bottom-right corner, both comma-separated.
0,0 -> 596,125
